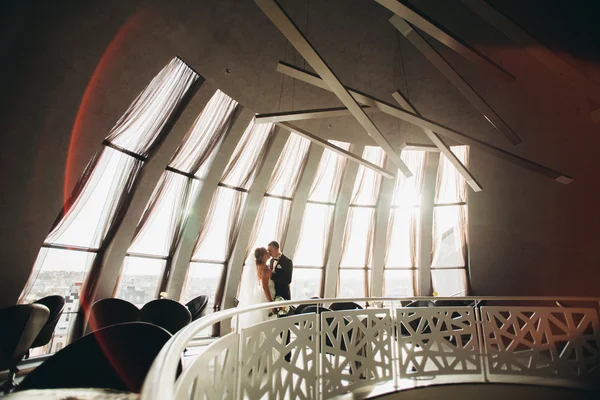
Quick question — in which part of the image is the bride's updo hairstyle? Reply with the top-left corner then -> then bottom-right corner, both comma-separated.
254,247 -> 267,264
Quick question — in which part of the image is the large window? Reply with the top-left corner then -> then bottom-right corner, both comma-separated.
180,120 -> 275,317
114,90 -> 238,307
293,141 -> 350,299
19,58 -> 199,356
338,146 -> 385,298
247,134 -> 311,252
431,146 -> 469,296
383,151 -> 426,297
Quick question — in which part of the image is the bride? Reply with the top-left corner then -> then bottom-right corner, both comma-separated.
234,247 -> 276,330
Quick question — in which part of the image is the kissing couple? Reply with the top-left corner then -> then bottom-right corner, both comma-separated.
235,241 -> 293,329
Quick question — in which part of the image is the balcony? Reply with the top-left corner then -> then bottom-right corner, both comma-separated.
141,297 -> 600,399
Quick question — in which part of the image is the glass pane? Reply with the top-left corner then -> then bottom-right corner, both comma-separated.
267,134 -> 311,197
180,262 -> 223,309
384,269 -> 414,297
338,269 -> 366,298
350,146 -> 385,206
436,145 -> 468,204
169,90 -> 238,176
247,197 -> 291,252
193,188 -> 247,262
431,268 -> 467,297
19,247 -> 95,304
291,268 -> 322,300
114,256 -> 165,307
128,172 -> 190,257
431,205 -> 467,268
308,141 -> 350,203
106,58 -> 198,156
221,120 -> 274,189
340,207 -> 374,268
392,150 -> 426,207
294,203 -> 333,267
385,207 -> 420,269
47,147 -> 140,249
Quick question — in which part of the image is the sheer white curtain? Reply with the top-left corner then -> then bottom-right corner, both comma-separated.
308,141 -> 350,203
221,120 -> 275,189
169,90 -> 238,176
266,134 -> 311,197
106,57 -> 199,157
383,151 -> 426,296
338,147 -> 385,297
431,146 -> 469,296
246,134 -> 311,254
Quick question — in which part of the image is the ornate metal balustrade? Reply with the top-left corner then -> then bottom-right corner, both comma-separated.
142,297 -> 600,400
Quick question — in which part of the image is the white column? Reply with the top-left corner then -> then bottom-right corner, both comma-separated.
369,159 -> 395,298
418,152 -> 440,296
221,129 -> 290,310
282,145 -> 324,259
322,145 -> 364,298
91,80 -> 215,302
165,108 -> 255,299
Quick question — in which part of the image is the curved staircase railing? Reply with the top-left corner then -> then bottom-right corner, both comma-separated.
141,297 -> 600,400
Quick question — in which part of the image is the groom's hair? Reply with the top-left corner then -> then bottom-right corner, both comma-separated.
268,241 -> 280,249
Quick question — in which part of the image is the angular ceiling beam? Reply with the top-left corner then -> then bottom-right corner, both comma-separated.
461,0 -> 600,123
254,0 -> 412,178
401,142 -> 440,152
277,62 -> 573,184
275,121 -> 395,179
374,0 -> 515,81
255,105 -> 375,124
392,90 -> 483,192
391,16 -> 521,146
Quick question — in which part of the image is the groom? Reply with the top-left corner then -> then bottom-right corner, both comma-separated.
267,241 -> 293,300
267,240 -> 293,362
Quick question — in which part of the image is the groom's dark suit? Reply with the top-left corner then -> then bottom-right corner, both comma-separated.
270,254 -> 293,300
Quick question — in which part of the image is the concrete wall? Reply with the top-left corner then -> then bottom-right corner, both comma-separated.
1,0 -> 598,306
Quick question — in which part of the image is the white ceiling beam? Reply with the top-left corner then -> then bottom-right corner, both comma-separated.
393,90 -> 482,192
461,0 -> 600,123
277,62 -> 573,184
374,0 -> 515,82
276,121 -> 395,179
255,105 -> 375,124
391,16 -> 521,146
401,142 -> 440,152
254,0 -> 412,178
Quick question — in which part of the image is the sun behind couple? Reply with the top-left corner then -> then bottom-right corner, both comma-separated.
235,241 -> 293,329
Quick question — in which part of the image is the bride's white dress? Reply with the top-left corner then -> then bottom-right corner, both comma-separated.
234,257 -> 276,331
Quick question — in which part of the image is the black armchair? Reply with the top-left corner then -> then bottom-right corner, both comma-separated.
185,295 -> 209,321
17,322 -> 172,393
88,298 -> 140,332
30,295 -> 65,353
0,304 -> 49,393
329,301 -> 363,311
140,299 -> 191,335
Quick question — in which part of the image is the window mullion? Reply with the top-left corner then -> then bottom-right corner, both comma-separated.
417,152 -> 440,296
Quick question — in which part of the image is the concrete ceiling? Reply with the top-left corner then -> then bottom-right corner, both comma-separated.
2,0 -> 600,305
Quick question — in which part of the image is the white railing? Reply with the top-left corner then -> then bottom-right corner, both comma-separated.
141,297 -> 600,400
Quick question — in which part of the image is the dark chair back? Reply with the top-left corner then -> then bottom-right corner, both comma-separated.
295,298 -> 323,315
0,304 -> 49,370
330,301 -> 363,311
31,295 -> 65,349
185,295 -> 209,321
88,298 -> 140,332
17,322 -> 172,393
141,299 -> 191,335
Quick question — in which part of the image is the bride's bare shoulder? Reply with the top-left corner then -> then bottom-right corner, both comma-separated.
256,263 -> 271,277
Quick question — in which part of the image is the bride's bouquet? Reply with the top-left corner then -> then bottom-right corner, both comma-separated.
268,296 -> 291,318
